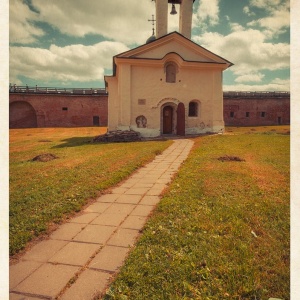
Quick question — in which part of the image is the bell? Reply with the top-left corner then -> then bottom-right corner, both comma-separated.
170,3 -> 177,15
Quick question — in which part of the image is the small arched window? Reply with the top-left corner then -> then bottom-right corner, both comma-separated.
188,101 -> 198,117
166,63 -> 176,83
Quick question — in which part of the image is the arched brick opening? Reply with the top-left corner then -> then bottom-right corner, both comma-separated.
9,101 -> 37,128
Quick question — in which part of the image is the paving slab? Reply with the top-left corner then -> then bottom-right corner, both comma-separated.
121,216 -> 148,230
13,263 -> 79,298
111,187 -> 128,194
91,213 -> 128,226
107,228 -> 140,247
104,203 -> 135,215
10,260 -> 42,289
131,205 -> 155,216
124,187 -> 150,195
118,179 -> 137,188
155,178 -> 172,184
69,212 -> 99,224
89,245 -> 130,272
50,222 -> 85,241
49,242 -> 100,266
146,189 -> 165,196
61,269 -> 110,300
83,202 -> 111,213
139,195 -> 161,206
9,293 -> 43,300
96,193 -> 120,203
73,224 -> 116,244
132,183 -> 154,188
21,240 -> 68,263
114,194 -> 142,204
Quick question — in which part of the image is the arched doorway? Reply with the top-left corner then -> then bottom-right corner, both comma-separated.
163,105 -> 173,134
9,101 -> 37,128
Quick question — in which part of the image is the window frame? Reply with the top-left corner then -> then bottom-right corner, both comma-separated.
188,101 -> 198,117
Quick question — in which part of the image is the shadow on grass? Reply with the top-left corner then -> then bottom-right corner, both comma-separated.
51,136 -> 96,148
51,136 -> 160,148
52,133 -> 205,148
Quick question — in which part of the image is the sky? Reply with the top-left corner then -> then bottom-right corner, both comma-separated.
9,0 -> 290,91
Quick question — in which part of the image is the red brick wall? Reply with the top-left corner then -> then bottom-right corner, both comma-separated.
224,97 -> 290,126
9,93 -> 108,128
9,92 -> 290,128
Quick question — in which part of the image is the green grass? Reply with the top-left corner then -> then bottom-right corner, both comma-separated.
9,127 -> 172,256
102,126 -> 290,300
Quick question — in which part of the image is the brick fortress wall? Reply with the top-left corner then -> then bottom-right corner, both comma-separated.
9,87 -> 290,128
9,87 -> 108,128
223,92 -> 290,126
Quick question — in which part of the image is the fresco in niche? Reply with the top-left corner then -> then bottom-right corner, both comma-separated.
136,115 -> 147,128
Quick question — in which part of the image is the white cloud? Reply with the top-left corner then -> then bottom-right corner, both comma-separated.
247,9 -> 290,33
235,73 -> 265,83
247,0 -> 289,37
9,0 -> 44,44
9,42 -> 129,84
243,6 -> 256,17
230,23 -> 245,32
29,0 -> 155,45
249,0 -> 282,10
193,29 -> 289,76
194,0 -> 220,27
224,78 -> 290,91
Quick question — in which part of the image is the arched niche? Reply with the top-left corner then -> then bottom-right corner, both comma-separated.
9,101 -> 37,128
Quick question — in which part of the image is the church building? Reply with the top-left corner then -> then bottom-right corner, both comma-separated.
105,0 -> 233,137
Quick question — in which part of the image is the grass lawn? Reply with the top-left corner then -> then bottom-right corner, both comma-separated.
9,127 -> 172,256
102,126 -> 290,300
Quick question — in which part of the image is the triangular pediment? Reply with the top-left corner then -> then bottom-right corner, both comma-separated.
116,32 -> 233,67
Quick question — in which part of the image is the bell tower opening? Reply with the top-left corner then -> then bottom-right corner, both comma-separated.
155,0 -> 195,39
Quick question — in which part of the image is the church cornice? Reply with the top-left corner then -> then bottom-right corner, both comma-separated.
114,54 -> 230,70
117,32 -> 233,66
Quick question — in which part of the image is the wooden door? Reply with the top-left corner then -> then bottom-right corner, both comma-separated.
163,106 -> 173,134
177,102 -> 185,136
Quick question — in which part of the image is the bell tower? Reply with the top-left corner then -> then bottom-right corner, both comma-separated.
155,0 -> 194,39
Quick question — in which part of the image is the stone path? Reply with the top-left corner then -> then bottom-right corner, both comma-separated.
9,139 -> 194,300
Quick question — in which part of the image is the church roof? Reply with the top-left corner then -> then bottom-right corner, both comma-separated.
110,31 -> 233,76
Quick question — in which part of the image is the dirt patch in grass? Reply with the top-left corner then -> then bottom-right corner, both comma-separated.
218,155 -> 245,162
31,153 -> 59,162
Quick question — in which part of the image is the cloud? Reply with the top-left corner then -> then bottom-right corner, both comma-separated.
230,23 -> 245,32
243,6 -> 256,17
235,73 -> 265,83
247,0 -> 289,37
224,78 -> 290,91
28,0 -> 155,45
9,41 -> 129,84
193,28 -> 290,76
247,9 -> 290,34
194,0 -> 220,27
9,0 -> 44,44
249,0 -> 282,10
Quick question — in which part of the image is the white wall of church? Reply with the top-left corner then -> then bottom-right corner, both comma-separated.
107,59 -> 224,137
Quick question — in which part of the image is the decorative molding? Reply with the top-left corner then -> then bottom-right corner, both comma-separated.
152,97 -> 180,109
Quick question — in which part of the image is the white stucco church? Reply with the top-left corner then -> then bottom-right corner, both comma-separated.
104,0 -> 233,137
